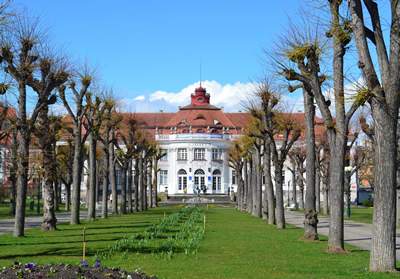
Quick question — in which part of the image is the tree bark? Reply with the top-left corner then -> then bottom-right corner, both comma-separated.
302,91 -> 318,240
263,140 -> 275,224
134,158 -> 139,212
87,133 -> 96,221
109,135 -> 118,216
252,145 -> 262,217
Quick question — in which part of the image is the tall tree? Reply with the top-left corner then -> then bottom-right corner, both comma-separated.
0,16 -> 68,236
59,65 -> 93,225
346,0 -> 400,271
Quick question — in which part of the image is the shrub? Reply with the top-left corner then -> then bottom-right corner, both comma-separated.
362,200 -> 373,207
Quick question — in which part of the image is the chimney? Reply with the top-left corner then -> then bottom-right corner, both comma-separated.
178,106 -> 181,110
221,106 -> 224,112
160,110 -> 163,113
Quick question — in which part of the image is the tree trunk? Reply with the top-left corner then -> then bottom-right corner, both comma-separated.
243,160 -> 248,211
369,105 -> 397,271
88,133 -> 96,221
152,159 -> 158,207
302,91 -> 318,240
120,161 -> 128,215
102,148 -> 109,219
39,107 -> 58,231
13,129 -> 29,237
291,167 -> 297,209
139,156 -> 144,211
315,169 -> 320,213
109,138 -> 118,216
54,180 -> 59,212
326,134 -> 347,252
128,160 -> 133,213
134,159 -> 139,212
148,161 -> 153,209
70,122 -> 83,225
275,167 -> 285,229
8,133 -> 17,216
252,146 -> 262,217
263,141 -> 275,224
247,158 -> 253,214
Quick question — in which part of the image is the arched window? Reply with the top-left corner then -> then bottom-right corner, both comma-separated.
212,169 -> 221,175
177,169 -> 187,191
178,169 -> 187,175
195,169 -> 205,175
197,129 -> 204,133
194,169 -> 206,191
212,169 -> 222,192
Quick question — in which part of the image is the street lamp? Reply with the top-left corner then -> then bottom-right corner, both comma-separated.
287,180 -> 291,207
344,166 -> 353,218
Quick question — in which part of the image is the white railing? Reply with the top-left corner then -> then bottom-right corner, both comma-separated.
155,133 -> 242,141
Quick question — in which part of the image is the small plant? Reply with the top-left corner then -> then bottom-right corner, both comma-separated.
362,200 -> 373,207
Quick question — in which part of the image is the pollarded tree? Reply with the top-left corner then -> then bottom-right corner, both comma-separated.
271,3 -> 362,249
249,85 -> 301,228
0,15 -> 68,237
59,64 -> 94,225
346,0 -> 400,271
85,91 -> 115,220
57,138 -> 74,211
228,139 -> 247,212
115,115 -> 138,214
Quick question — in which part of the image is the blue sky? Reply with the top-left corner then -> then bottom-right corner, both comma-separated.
15,0 -> 305,113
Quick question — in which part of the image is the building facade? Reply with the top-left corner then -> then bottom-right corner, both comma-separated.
134,85 -> 248,195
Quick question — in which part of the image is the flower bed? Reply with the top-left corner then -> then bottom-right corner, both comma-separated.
0,261 -> 156,279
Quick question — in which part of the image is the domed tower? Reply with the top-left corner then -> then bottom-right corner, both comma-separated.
190,85 -> 210,105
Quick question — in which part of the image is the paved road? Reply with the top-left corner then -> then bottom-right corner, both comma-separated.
0,209 -> 104,235
285,210 -> 400,260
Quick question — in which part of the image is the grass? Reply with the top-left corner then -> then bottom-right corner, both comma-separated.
0,200 -> 86,220
0,206 -> 397,278
318,206 -> 374,224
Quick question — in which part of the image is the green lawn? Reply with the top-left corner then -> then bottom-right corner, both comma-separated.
0,200 -> 84,220
318,206 -> 374,224
0,206 -> 397,278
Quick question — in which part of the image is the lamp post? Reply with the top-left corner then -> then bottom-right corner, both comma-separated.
287,180 -> 291,207
344,166 -> 353,218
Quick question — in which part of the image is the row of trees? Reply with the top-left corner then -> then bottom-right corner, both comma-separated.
0,4 -> 163,237
230,0 -> 399,273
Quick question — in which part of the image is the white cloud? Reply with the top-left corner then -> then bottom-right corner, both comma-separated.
120,80 -> 261,113
134,95 -> 145,101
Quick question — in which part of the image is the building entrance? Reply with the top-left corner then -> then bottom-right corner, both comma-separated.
194,169 -> 206,193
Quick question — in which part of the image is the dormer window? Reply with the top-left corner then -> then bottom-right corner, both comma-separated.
194,114 -> 205,120
198,97 -> 204,102
214,120 -> 222,125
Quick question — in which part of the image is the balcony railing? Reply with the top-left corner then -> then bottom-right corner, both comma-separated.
156,133 -> 242,141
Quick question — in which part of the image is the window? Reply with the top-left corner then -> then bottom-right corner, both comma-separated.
194,169 -> 205,189
196,129 -> 204,133
161,149 -> 168,161
177,148 -> 187,160
212,148 -> 223,160
232,170 -> 237,185
198,97 -> 204,102
160,170 -> 168,184
194,148 -> 205,160
177,169 -> 187,191
116,169 -> 122,185
212,169 -> 221,191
